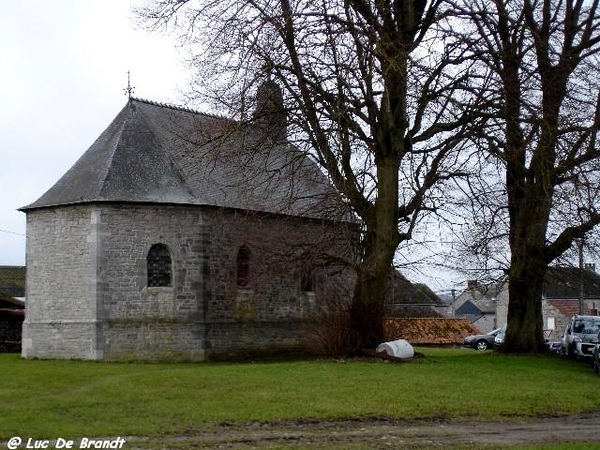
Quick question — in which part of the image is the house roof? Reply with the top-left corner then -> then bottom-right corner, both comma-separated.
547,299 -> 580,318
21,98 -> 346,221
386,271 -> 445,318
387,271 -> 445,306
455,299 -> 482,316
0,308 -> 25,317
0,266 -> 25,299
454,278 -> 507,314
543,266 -> 600,299
0,297 -> 24,309
385,318 -> 481,345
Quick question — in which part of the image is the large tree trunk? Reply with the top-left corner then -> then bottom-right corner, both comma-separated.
499,8 -> 557,353
503,156 -> 553,353
348,238 -> 398,352
348,158 -> 400,353
349,261 -> 390,353
504,257 -> 548,353
503,179 -> 552,353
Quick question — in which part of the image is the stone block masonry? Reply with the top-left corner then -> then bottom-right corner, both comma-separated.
23,202 -> 351,360
22,206 -> 101,359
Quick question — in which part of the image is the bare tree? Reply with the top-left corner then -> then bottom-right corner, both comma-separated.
453,0 -> 600,352
137,0 -> 478,353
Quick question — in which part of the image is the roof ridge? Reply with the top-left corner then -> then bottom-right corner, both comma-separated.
130,97 -> 231,121
97,114 -> 130,199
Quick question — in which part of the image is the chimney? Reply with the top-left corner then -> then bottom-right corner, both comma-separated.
253,78 -> 287,143
467,280 -> 478,291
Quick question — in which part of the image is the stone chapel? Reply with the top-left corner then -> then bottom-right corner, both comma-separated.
20,82 -> 351,360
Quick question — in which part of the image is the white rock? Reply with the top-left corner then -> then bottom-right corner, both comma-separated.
376,339 -> 414,361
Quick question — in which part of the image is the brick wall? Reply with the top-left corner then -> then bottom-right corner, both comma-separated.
23,203 -> 351,360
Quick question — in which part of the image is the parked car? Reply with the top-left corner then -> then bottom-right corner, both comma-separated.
593,331 -> 600,374
494,326 -> 506,346
561,315 -> 600,359
463,327 -> 503,351
548,341 -> 563,354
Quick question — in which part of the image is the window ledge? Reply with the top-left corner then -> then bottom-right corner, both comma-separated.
142,286 -> 174,297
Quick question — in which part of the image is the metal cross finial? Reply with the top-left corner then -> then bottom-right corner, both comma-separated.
124,70 -> 135,98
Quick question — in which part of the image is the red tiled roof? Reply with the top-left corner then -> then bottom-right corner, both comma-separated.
547,299 -> 580,318
385,317 -> 481,345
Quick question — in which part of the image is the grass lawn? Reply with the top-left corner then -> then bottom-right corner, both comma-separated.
1,347 -> 599,446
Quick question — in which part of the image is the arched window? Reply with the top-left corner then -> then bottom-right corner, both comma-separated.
237,245 -> 251,288
147,244 -> 172,287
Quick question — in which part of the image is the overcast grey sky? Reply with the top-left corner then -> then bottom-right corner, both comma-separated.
0,0 -> 461,292
1,0 -> 187,266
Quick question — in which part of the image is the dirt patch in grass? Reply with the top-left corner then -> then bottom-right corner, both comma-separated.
128,412 -> 600,449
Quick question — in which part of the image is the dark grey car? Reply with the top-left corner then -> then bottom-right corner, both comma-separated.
463,327 -> 503,351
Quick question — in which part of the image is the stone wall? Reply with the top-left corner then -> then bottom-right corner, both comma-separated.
23,203 -> 351,360
542,301 -> 568,342
204,207 -> 342,357
22,206 -> 101,359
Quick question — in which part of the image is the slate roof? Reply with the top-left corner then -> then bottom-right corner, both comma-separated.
387,271 -> 445,306
0,266 -> 25,300
22,98 -> 345,221
543,266 -> 600,299
455,300 -> 482,316
454,279 -> 506,315
386,271 -> 445,317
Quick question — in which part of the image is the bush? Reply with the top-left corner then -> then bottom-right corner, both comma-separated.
303,291 -> 357,358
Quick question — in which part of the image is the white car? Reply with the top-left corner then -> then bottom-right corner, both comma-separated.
561,315 -> 600,359
494,326 -> 506,346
